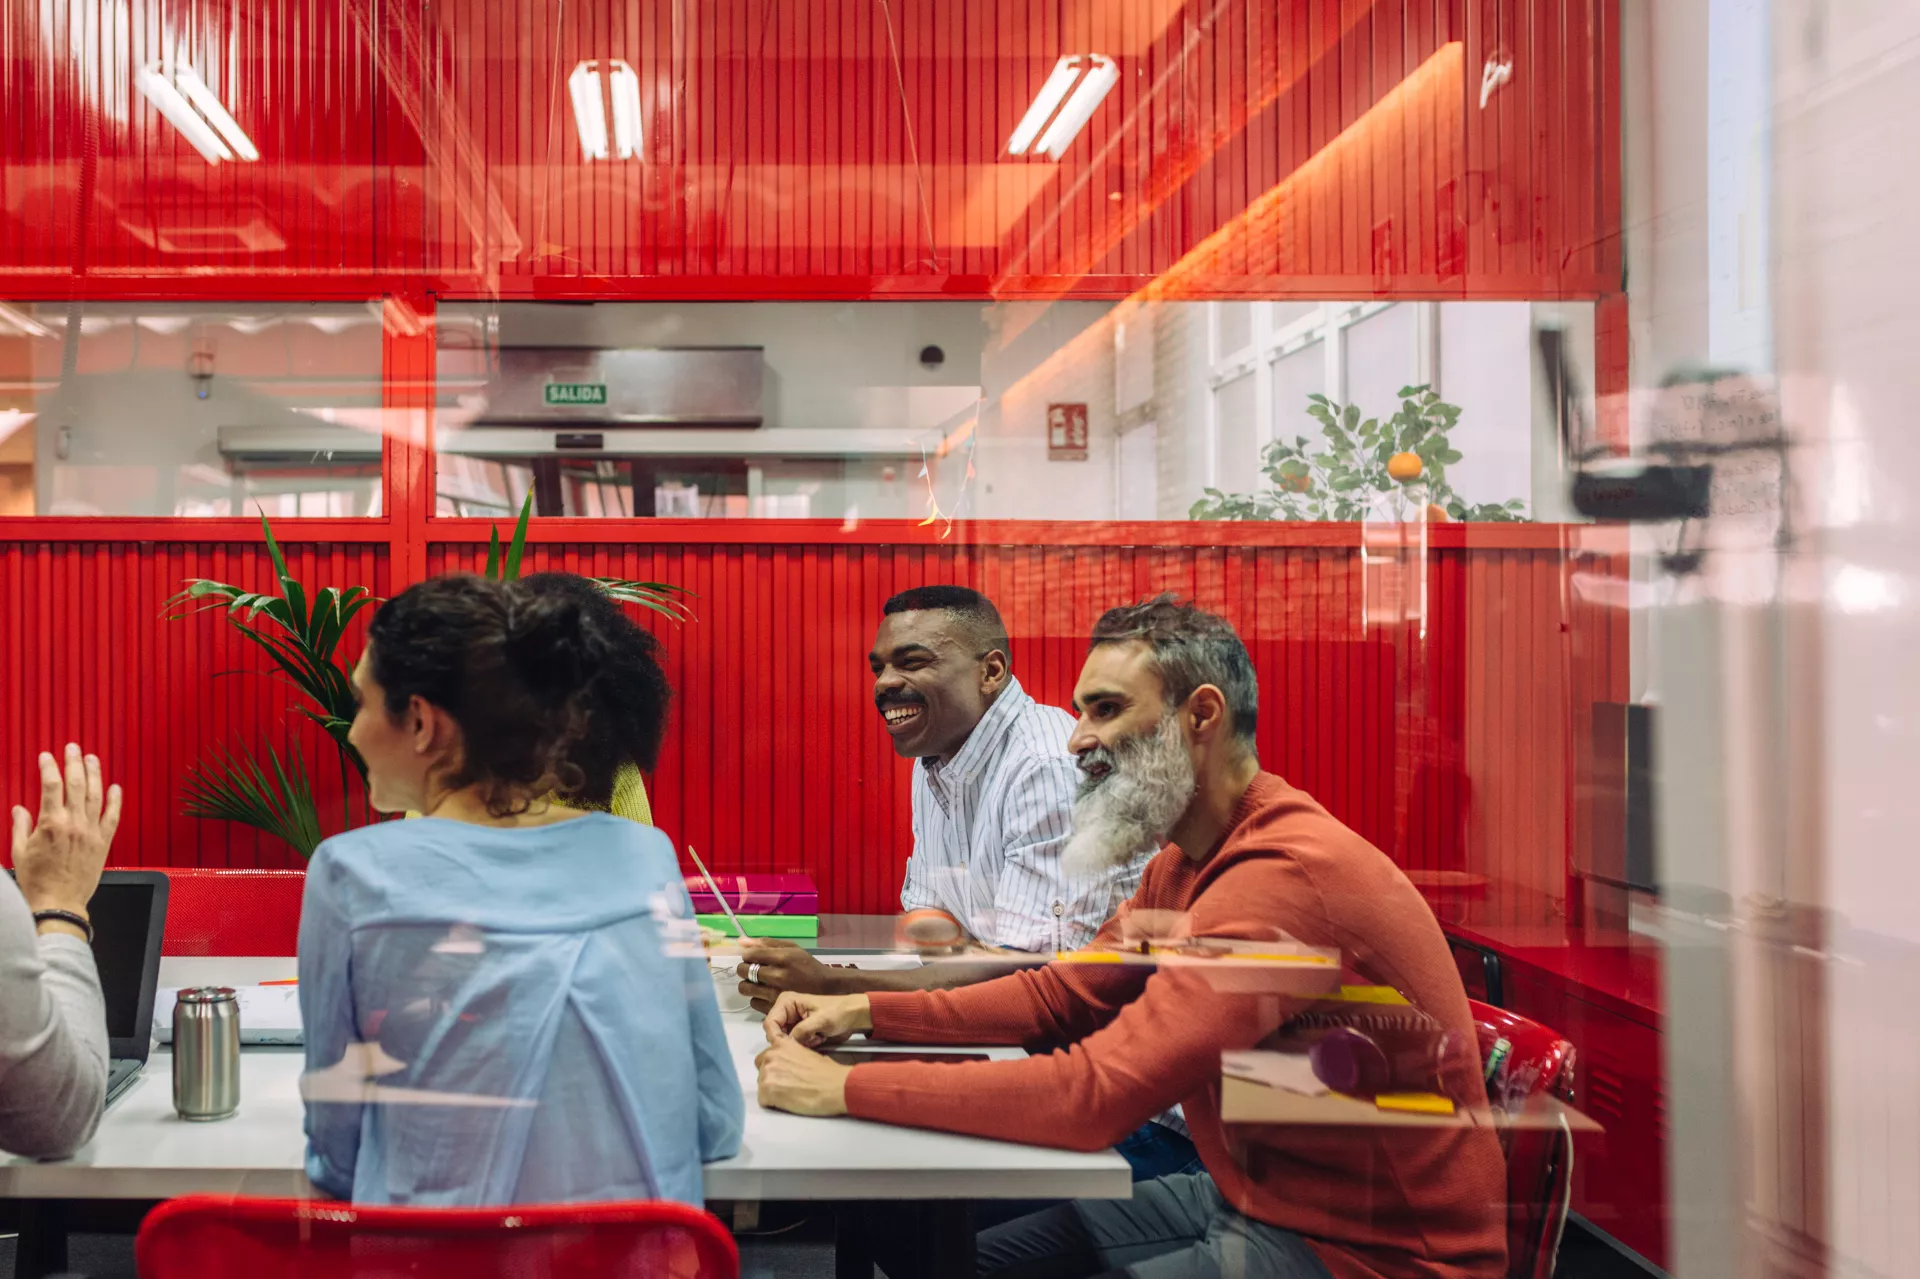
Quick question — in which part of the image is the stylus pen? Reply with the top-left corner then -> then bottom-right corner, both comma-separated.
686,845 -> 750,942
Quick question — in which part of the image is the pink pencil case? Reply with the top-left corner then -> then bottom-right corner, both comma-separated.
685,872 -> 818,916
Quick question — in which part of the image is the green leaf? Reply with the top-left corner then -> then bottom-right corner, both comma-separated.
254,514 -> 324,658
484,524 -> 504,580
257,510 -> 295,597
181,737 -> 326,859
590,578 -> 699,623
1438,448 -> 1463,465
503,489 -> 534,581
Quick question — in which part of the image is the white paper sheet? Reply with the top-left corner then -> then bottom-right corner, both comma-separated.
154,985 -> 305,1046
1220,1050 -> 1328,1096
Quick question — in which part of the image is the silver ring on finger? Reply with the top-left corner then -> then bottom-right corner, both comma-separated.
748,963 -> 762,985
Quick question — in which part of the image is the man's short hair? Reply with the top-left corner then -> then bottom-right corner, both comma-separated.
1089,595 -> 1259,749
882,585 -> 1009,655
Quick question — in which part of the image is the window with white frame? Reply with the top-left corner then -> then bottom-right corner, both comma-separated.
1206,301 -> 1434,490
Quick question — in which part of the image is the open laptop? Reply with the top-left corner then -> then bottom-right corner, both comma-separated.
86,871 -> 170,1105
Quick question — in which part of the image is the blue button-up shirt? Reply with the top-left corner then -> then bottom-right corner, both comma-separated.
902,676 -> 1148,952
298,813 -> 743,1207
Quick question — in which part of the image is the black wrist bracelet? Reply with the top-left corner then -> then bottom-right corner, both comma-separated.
32,909 -> 93,943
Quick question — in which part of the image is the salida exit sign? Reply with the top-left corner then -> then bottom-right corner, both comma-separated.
544,382 -> 608,406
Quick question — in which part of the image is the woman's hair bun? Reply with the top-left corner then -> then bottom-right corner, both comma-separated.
519,571 -> 674,792
501,589 -> 599,701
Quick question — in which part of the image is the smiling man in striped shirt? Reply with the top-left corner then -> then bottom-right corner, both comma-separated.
739,585 -> 1145,991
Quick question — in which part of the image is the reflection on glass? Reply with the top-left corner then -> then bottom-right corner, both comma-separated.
427,300 -> 1573,524
0,303 -> 385,517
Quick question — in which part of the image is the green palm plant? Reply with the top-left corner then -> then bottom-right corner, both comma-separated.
168,514 -> 372,771
170,492 -> 694,857
166,513 -> 373,845
181,738 -> 326,859
481,491 -> 697,621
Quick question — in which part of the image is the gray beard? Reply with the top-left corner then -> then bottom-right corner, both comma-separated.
1062,713 -> 1196,877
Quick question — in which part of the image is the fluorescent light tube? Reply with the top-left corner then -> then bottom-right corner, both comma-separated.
607,60 -> 643,159
1008,56 -> 1082,156
1037,55 -> 1117,160
137,62 -> 233,163
569,61 -> 610,160
173,64 -> 259,161
0,302 -> 54,338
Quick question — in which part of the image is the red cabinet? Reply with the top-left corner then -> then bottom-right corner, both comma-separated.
1504,969 -> 1668,1270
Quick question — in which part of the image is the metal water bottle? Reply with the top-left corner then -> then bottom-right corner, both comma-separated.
172,987 -> 241,1121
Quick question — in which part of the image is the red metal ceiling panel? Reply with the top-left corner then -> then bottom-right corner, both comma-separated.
0,0 -> 1619,300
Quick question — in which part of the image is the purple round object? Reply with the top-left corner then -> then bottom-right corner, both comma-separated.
1309,1027 -> 1392,1095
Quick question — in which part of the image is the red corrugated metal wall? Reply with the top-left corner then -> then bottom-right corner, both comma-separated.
0,525 -> 1625,920
1,0 -> 1619,300
0,538 -> 389,867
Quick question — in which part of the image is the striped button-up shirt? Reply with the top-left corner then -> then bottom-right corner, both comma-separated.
900,677 -> 1145,953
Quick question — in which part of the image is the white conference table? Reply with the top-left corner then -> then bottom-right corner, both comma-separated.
0,954 -> 1129,1278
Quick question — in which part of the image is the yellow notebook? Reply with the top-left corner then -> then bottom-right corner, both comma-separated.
1374,1092 -> 1456,1116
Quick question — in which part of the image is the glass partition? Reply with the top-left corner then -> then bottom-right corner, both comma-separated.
432,299 -> 1592,525
0,302 -> 385,517
7,2 -> 1863,1275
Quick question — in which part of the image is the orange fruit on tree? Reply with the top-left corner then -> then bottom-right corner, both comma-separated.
1425,502 -> 1451,522
1386,451 -> 1423,482
1281,473 -> 1312,493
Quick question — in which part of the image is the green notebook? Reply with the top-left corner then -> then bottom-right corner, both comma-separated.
698,913 -> 819,939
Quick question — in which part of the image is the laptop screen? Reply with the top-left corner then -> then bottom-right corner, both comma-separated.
87,878 -> 160,1044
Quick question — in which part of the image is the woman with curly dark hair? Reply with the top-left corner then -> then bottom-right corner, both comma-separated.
298,574 -> 739,1207
402,571 -> 672,824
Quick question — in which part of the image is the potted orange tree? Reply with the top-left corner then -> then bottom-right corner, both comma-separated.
1189,385 -> 1527,523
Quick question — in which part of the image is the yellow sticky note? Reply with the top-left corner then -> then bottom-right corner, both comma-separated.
1335,985 -> 1410,1005
1055,950 -> 1126,963
1374,1092 -> 1455,1116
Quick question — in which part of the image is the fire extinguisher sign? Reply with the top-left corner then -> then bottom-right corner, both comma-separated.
1047,403 -> 1089,461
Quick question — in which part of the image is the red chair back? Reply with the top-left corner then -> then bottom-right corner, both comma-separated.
1469,999 -> 1577,1279
152,868 -> 306,956
136,1195 -> 739,1279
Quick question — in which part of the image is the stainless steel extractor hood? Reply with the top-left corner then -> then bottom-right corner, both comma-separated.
460,347 -> 765,427
218,424 -> 383,463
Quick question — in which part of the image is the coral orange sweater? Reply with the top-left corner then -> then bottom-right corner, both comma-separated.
845,773 -> 1507,1279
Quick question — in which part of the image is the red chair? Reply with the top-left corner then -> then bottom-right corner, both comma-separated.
152,867 -> 307,956
136,1195 -> 739,1279
1469,1000 -> 1578,1279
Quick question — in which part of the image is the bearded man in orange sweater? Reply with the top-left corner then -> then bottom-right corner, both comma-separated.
756,596 -> 1506,1279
